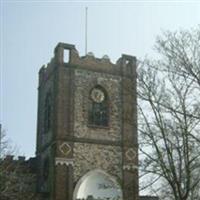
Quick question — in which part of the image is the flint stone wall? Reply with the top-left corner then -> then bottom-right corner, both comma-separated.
74,69 -> 122,141
73,143 -> 122,183
73,69 -> 123,183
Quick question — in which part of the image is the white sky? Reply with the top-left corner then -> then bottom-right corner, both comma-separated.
1,1 -> 200,157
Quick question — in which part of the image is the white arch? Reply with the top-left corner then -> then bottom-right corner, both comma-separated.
73,169 -> 122,200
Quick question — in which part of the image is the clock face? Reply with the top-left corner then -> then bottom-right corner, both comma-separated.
91,88 -> 105,103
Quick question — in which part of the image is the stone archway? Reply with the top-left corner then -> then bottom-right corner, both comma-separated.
73,169 -> 123,200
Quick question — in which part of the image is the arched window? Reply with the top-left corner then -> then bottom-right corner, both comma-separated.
88,86 -> 109,127
44,92 -> 52,133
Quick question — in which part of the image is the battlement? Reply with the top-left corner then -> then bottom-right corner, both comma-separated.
3,155 -> 26,162
1,155 -> 37,173
38,42 -> 137,86
53,42 -> 136,68
54,42 -> 115,65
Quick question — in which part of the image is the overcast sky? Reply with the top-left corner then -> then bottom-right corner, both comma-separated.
1,0 -> 200,158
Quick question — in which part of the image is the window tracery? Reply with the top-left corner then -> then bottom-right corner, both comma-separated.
88,86 -> 109,127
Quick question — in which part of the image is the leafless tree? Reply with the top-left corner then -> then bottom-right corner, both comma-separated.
138,26 -> 200,200
0,130 -> 40,200
156,26 -> 200,88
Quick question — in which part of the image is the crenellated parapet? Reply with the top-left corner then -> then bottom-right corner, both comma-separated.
38,42 -> 137,87
1,155 -> 37,173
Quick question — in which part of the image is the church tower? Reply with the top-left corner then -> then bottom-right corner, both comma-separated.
36,43 -> 138,200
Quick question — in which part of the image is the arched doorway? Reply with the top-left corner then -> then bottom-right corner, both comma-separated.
73,169 -> 123,200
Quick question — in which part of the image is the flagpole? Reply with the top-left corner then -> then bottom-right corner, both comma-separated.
85,7 -> 88,55
0,124 -> 2,158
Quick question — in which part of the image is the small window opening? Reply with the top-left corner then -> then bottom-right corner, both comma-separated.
125,60 -> 130,65
125,59 -> 133,74
64,49 -> 70,63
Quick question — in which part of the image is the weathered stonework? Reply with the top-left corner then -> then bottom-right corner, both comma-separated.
74,69 -> 122,141
73,143 -> 122,183
35,43 -> 139,200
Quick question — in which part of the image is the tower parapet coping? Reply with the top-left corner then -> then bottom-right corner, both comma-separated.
53,42 -> 137,70
38,42 -> 137,86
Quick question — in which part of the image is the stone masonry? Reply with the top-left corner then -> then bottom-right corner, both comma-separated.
36,43 -> 139,200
